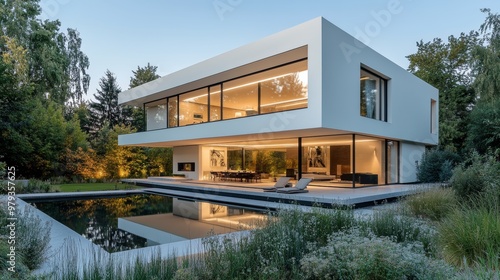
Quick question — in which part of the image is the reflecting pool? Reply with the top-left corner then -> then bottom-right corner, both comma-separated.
32,194 -> 265,252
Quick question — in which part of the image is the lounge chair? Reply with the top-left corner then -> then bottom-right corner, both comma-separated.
276,178 -> 312,194
262,177 -> 291,192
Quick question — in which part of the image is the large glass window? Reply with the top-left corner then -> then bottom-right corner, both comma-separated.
387,140 -> 399,184
302,135 -> 352,184
179,88 -> 208,126
360,69 -> 386,121
145,99 -> 167,131
146,59 -> 308,128
222,76 -> 259,120
210,85 -> 222,121
167,96 -> 178,128
260,60 -> 308,113
354,135 -> 385,186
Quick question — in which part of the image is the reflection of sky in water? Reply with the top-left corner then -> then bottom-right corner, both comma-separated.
33,194 -> 173,253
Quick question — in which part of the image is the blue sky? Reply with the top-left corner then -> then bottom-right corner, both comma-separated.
40,0 -> 500,100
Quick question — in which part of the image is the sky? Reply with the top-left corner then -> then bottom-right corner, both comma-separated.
39,0 -> 500,100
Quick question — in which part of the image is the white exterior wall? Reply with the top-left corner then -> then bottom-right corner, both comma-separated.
400,142 -> 426,183
320,18 -> 438,145
119,18 -> 325,147
173,146 -> 201,180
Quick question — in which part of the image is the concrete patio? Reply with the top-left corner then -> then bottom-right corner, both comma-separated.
121,177 -> 438,209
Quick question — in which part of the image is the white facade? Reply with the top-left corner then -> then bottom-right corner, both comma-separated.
118,17 -> 438,185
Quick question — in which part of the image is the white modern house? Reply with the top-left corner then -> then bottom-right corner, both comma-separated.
118,17 -> 438,188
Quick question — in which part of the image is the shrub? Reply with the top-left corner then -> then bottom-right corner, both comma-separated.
451,151 -> 500,202
4,179 -> 54,194
359,208 -> 439,256
417,149 -> 460,182
438,205 -> 500,269
405,186 -> 457,221
300,228 -> 455,280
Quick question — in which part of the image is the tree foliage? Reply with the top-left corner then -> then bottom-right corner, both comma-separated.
0,0 -> 91,178
407,32 -> 479,152
129,62 -> 160,89
473,9 -> 500,102
0,0 -> 90,104
467,98 -> 500,154
468,9 -> 500,154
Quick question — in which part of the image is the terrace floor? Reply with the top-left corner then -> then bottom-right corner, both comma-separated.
121,177 -> 439,209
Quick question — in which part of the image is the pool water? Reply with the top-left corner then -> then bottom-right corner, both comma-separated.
32,194 -> 265,253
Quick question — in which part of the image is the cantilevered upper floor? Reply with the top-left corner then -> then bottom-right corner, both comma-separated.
118,17 -> 438,148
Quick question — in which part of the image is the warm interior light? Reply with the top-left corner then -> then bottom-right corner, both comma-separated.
260,97 -> 308,107
183,71 -> 306,102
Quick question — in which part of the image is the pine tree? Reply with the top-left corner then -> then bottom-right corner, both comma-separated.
129,63 -> 161,131
89,70 -> 131,136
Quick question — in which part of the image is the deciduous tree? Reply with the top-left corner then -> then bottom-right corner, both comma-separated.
407,32 -> 479,152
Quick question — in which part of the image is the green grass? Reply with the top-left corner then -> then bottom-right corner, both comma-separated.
54,182 -> 138,192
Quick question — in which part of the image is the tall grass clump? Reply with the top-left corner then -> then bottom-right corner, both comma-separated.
438,204 -> 500,269
16,207 -> 51,270
300,228 -> 455,280
417,149 -> 460,183
53,241 -> 182,280
0,203 -> 51,279
405,186 -> 457,221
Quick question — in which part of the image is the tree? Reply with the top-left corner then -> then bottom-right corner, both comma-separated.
89,70 -> 131,136
95,124 -> 147,179
66,28 -> 90,106
467,98 -> 500,154
129,63 -> 161,131
472,9 -> 500,102
467,9 -> 500,155
129,62 -> 160,89
407,32 -> 479,152
1,0 -> 90,105
0,0 -> 91,179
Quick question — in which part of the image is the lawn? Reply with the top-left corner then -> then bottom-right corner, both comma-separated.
55,182 -> 138,192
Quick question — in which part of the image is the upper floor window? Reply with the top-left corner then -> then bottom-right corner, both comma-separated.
145,59 -> 308,131
145,99 -> 167,130
360,68 -> 387,121
431,99 -> 437,133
